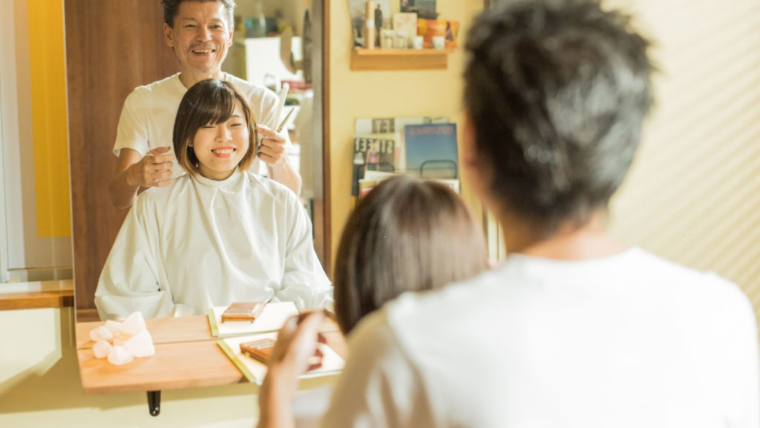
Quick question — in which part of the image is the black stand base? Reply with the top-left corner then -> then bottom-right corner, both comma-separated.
147,390 -> 161,416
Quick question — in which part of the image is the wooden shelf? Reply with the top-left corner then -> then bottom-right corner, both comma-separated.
351,47 -> 455,71
0,280 -> 73,310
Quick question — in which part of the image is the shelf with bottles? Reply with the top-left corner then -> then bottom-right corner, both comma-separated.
351,47 -> 455,71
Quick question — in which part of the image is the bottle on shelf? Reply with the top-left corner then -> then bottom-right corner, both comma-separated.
364,1 -> 375,50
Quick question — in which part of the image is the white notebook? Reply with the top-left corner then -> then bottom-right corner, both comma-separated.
217,333 -> 345,384
207,302 -> 299,337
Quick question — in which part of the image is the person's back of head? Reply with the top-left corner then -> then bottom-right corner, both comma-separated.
333,176 -> 487,335
464,0 -> 654,236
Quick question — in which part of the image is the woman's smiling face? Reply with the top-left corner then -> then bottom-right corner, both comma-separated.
192,99 -> 250,180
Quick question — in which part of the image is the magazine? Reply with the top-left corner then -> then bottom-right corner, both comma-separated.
354,116 -> 448,172
404,123 -> 458,179
351,133 -> 397,197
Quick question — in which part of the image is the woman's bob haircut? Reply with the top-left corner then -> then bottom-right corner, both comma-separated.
173,79 -> 258,175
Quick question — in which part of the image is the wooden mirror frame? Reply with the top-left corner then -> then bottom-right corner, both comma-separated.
65,0 -> 331,322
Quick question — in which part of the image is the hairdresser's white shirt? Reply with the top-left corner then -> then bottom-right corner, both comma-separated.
113,72 -> 285,179
322,248 -> 760,428
94,171 -> 332,319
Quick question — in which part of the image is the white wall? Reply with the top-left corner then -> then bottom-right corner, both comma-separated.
607,0 -> 760,333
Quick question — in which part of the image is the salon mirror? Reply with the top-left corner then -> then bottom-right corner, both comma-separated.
65,0 -> 330,327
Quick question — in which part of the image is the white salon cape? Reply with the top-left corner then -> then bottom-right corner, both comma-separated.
94,170 -> 332,320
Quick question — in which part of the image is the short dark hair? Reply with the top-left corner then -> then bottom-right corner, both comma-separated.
333,176 -> 488,335
173,79 -> 257,175
162,0 -> 235,28
464,0 -> 654,235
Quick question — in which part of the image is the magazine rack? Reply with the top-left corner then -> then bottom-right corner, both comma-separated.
420,160 -> 457,179
351,48 -> 455,71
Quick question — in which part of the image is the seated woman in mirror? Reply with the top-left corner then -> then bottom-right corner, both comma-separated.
94,79 -> 332,320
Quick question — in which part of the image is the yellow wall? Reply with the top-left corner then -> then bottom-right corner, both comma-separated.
27,0 -> 71,238
328,0 -> 482,263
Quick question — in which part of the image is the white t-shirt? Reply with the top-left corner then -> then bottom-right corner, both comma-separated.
113,72 -> 284,179
322,248 -> 760,428
94,171 -> 332,319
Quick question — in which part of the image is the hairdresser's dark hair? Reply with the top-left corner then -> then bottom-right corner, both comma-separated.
333,176 -> 488,335
173,79 -> 257,175
464,0 -> 654,235
162,0 -> 235,28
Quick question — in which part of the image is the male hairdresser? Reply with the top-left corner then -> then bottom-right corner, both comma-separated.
258,1 -> 760,426
109,0 -> 301,209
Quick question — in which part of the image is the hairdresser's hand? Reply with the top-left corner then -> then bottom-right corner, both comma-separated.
126,146 -> 174,189
256,124 -> 288,167
257,311 -> 325,428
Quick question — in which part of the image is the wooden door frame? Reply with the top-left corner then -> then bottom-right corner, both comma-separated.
320,0 -> 332,276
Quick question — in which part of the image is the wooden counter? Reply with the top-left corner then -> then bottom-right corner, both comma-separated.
76,314 -> 342,349
75,314 -> 346,396
76,315 -> 215,349
77,340 -> 245,394
0,280 -> 74,310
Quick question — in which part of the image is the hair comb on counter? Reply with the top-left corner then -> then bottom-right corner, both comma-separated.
240,338 -> 276,364
240,337 -> 324,371
221,302 -> 267,323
